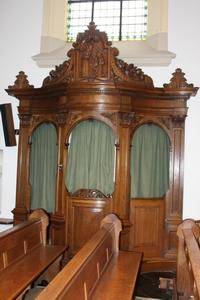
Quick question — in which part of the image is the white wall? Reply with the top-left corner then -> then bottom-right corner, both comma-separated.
0,0 -> 200,219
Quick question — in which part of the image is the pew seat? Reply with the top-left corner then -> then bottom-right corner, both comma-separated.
37,214 -> 142,300
0,209 -> 67,300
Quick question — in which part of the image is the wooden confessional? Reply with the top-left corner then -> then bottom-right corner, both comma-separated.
7,23 -> 198,267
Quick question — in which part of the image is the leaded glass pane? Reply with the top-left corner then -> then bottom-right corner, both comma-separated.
67,0 -> 148,42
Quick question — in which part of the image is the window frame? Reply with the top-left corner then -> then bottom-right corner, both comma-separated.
32,0 -> 175,67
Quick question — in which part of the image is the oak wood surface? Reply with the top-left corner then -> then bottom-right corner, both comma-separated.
0,245 -> 67,300
37,214 -> 142,300
0,210 -> 67,300
91,251 -> 142,300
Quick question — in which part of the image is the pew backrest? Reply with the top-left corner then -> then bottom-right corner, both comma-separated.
177,219 -> 200,300
36,214 -> 142,300
0,209 -> 67,300
0,209 -> 48,271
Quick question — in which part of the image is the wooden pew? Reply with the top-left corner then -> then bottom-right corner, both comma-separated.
36,214 -> 142,300
0,209 -> 67,300
176,219 -> 200,300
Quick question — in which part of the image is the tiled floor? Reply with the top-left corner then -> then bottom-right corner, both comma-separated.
134,272 -> 175,300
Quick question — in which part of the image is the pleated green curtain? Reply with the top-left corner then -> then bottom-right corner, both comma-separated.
29,123 -> 58,212
65,120 -> 115,196
131,124 -> 170,198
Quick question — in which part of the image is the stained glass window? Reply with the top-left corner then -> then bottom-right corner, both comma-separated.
67,0 -> 148,42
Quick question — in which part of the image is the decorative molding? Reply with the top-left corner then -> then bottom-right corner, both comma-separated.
8,71 -> 34,90
163,68 -> 194,89
71,189 -> 108,198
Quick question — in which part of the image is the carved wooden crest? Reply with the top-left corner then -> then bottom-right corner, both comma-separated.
163,68 -> 194,89
8,71 -> 34,90
42,22 -> 153,88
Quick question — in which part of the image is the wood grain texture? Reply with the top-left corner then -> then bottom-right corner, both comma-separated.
0,210 -> 67,300
37,214 -> 142,300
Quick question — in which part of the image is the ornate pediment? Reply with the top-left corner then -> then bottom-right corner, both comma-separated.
42,22 -> 153,88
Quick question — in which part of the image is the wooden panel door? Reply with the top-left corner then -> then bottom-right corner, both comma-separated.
129,198 -> 165,258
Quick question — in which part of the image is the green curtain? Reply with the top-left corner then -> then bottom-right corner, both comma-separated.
131,124 -> 170,198
65,120 -> 115,196
29,123 -> 57,212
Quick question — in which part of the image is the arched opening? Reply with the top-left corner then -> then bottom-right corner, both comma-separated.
65,119 -> 116,196
29,122 -> 58,213
130,123 -> 171,198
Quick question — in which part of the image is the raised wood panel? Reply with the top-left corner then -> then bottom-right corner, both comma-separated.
129,199 -> 165,257
68,198 -> 111,254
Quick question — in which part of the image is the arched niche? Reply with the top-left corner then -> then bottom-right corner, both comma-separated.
130,123 -> 171,198
129,122 -> 171,257
65,118 -> 116,255
65,118 -> 116,197
29,122 -> 58,213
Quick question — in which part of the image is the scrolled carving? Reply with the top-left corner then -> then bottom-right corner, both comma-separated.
8,71 -> 34,90
55,113 -> 68,125
70,189 -> 109,198
164,68 -> 194,89
119,112 -> 135,127
171,115 -> 186,128
113,58 -> 153,87
43,60 -> 73,87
